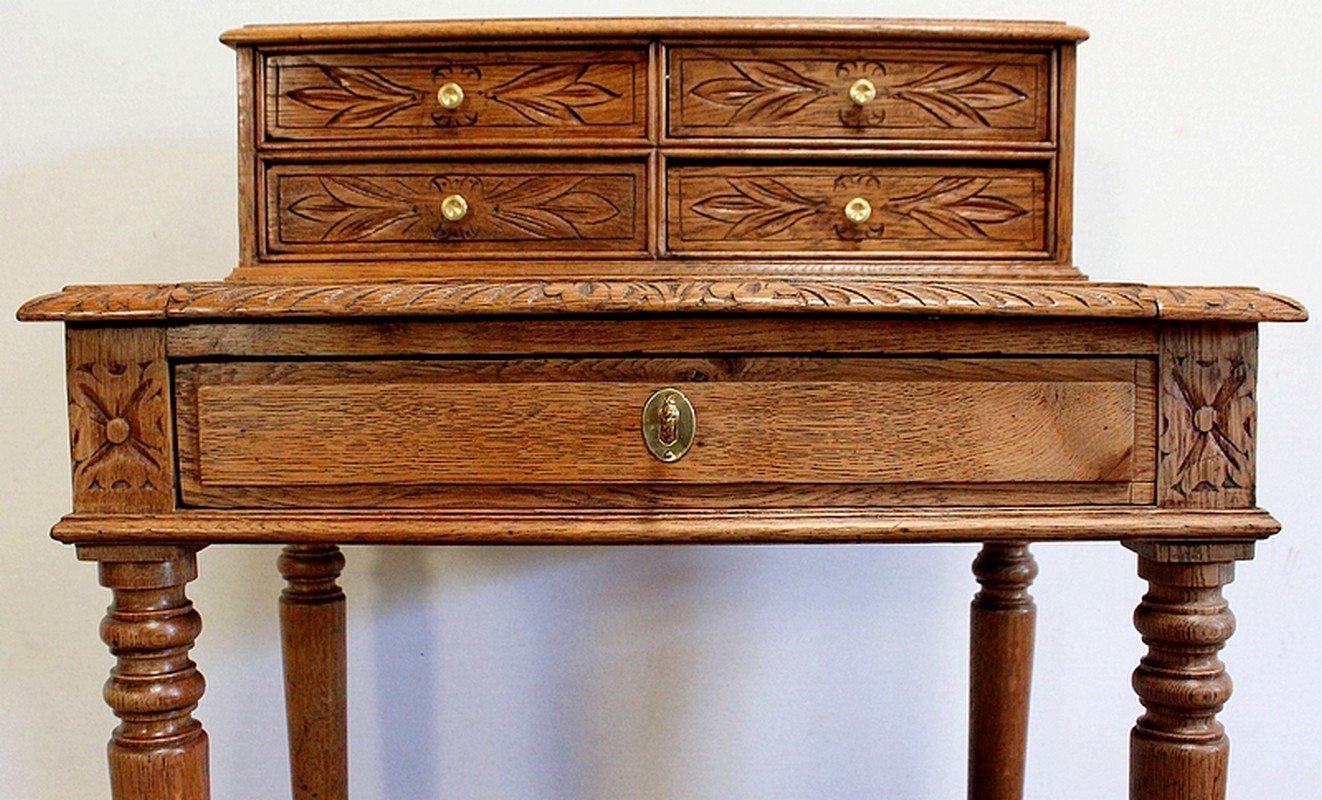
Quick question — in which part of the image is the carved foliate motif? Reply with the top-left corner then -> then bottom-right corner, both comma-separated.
272,55 -> 641,136
691,59 -> 1029,128
674,168 -> 1041,252
1159,325 -> 1257,507
285,66 -> 422,127
66,327 -> 173,511
277,170 -> 636,246
673,49 -> 1047,140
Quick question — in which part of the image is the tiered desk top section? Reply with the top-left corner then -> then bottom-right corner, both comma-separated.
220,17 -> 1088,281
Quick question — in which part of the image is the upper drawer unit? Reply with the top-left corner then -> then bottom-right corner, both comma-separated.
669,46 -> 1053,143
265,48 -> 650,143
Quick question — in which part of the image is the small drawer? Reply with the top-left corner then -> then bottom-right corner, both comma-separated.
175,357 -> 1154,509
668,163 -> 1048,257
265,161 -> 648,260
669,46 -> 1051,142
266,48 -> 648,143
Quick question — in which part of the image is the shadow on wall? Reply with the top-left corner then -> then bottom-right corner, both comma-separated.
363,544 -> 974,800
0,140 -> 236,288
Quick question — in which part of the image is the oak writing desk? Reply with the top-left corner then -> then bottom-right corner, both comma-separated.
17,18 -> 1308,800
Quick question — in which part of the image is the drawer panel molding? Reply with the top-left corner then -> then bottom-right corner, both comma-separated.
671,47 -> 1051,141
176,357 -> 1153,509
268,162 -> 647,258
268,49 -> 648,141
670,165 -> 1047,256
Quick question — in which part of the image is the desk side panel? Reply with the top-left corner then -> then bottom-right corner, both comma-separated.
65,326 -> 176,513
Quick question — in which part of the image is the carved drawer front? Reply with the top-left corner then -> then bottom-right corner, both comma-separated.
669,47 -> 1052,142
175,357 -> 1155,509
265,161 -> 647,260
266,49 -> 648,142
668,164 -> 1048,257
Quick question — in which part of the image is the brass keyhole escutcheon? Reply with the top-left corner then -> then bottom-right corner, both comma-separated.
642,388 -> 696,463
844,197 -> 872,224
437,81 -> 465,110
441,193 -> 469,222
849,77 -> 877,106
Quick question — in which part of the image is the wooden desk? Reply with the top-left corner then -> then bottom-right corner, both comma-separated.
18,18 -> 1307,800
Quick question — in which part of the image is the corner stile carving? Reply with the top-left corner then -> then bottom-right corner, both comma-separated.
66,327 -> 175,513
1158,324 -> 1257,508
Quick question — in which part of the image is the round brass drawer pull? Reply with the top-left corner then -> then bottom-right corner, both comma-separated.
440,193 -> 469,222
437,81 -> 465,110
642,388 -> 695,463
849,77 -> 877,107
843,197 -> 872,224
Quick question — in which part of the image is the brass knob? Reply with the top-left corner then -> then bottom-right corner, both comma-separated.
843,197 -> 873,224
849,78 -> 877,106
440,193 -> 469,222
437,81 -> 465,110
642,388 -> 695,463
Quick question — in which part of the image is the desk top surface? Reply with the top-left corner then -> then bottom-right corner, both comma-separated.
220,17 -> 1091,47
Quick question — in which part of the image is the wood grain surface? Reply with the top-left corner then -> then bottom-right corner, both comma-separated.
278,545 -> 348,800
968,542 -> 1037,800
77,545 -> 210,800
1126,542 -> 1253,800
174,357 -> 1149,505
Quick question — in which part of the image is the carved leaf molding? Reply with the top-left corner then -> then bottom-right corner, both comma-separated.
21,283 -> 1307,323
691,59 -> 1028,128
161,281 -> 1156,319
286,175 -> 622,242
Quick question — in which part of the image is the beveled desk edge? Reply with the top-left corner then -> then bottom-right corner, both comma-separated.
49,507 -> 1280,546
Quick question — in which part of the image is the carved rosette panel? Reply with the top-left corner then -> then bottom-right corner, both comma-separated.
672,48 -> 1048,140
1159,325 -> 1257,508
66,327 -> 174,512
268,51 -> 645,140
670,166 -> 1044,254
270,164 -> 645,256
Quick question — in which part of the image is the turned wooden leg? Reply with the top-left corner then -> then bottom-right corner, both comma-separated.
967,542 -> 1037,800
1126,542 -> 1254,800
279,545 -> 348,800
78,545 -> 210,800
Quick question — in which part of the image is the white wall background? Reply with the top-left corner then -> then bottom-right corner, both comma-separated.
1,2 -> 1317,798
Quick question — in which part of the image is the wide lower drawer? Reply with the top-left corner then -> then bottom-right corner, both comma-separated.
266,48 -> 648,143
668,163 -> 1048,257
669,46 -> 1052,142
175,357 -> 1155,509
265,161 -> 648,259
